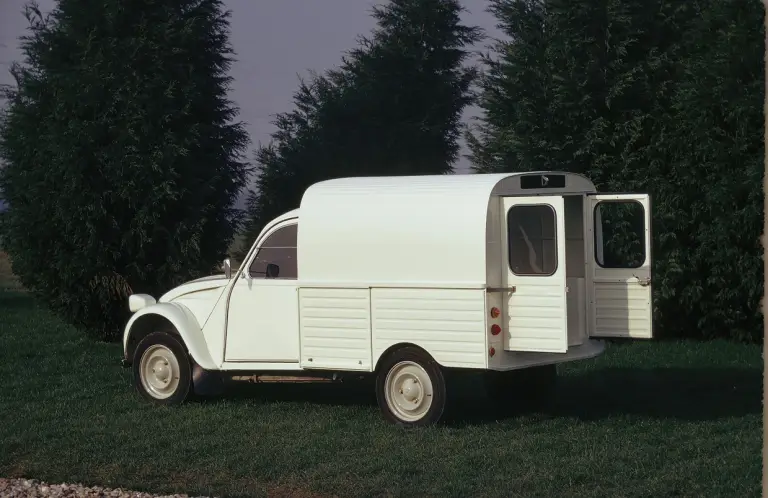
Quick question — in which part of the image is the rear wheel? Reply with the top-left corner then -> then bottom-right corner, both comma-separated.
375,347 -> 447,427
133,331 -> 193,405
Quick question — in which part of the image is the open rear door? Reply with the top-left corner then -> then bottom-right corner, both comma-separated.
586,194 -> 653,338
500,196 -> 568,353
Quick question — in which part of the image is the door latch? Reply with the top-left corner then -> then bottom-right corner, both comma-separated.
635,276 -> 651,287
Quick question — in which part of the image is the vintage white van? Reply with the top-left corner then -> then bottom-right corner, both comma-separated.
121,171 -> 652,426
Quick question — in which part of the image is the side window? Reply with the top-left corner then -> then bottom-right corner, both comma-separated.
594,201 -> 646,269
507,205 -> 557,276
249,224 -> 298,279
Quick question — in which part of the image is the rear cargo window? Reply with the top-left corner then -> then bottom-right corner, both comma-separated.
594,200 -> 646,269
249,224 -> 298,279
507,205 -> 557,276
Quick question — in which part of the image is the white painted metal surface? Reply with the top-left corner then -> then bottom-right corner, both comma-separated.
500,196 -> 568,353
159,275 -> 229,303
123,301 -> 218,370
586,194 -> 653,339
487,339 -> 606,371
296,172 -> 595,287
225,279 -> 300,362
129,294 -> 156,312
299,287 -> 372,370
169,280 -> 228,330
370,288 -> 488,369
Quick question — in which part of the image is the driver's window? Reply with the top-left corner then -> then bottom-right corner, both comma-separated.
248,224 -> 298,279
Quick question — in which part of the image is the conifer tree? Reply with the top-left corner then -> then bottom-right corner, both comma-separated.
650,0 -> 764,342
241,0 -> 481,241
469,0 -> 765,341
0,0 -> 249,340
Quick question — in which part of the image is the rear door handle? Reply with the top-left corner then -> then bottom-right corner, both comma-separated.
635,276 -> 651,287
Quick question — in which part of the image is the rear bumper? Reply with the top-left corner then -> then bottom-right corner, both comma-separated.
487,339 -> 606,371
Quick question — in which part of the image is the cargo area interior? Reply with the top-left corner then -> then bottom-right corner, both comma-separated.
564,195 -> 587,347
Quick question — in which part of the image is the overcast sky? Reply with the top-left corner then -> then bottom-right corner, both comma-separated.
0,0 -> 503,206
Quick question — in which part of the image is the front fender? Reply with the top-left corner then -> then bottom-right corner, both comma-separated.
123,302 -> 218,370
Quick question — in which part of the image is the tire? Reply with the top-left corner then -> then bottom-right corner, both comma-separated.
485,364 -> 557,411
132,331 -> 193,405
375,347 -> 447,427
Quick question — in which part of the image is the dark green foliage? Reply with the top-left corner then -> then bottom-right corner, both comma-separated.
469,0 -> 690,185
466,0 -> 550,174
470,0 -> 764,342
650,0 -> 764,342
241,0 -> 481,243
0,0 -> 249,341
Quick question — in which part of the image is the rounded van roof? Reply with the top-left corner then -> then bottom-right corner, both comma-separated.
295,172 -> 595,286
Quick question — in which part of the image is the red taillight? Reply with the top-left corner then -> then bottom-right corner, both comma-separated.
491,324 -> 501,336
489,347 -> 496,357
490,307 -> 500,318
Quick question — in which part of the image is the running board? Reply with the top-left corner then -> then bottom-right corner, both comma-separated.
231,374 -> 337,384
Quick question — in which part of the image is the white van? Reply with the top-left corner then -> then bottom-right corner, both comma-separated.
122,171 -> 652,426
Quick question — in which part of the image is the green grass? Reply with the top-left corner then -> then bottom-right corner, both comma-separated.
0,291 -> 761,498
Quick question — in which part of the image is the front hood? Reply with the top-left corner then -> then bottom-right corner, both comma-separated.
158,274 -> 230,303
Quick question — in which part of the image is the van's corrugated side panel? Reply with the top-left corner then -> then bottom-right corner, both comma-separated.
299,288 -> 372,370
371,288 -> 487,369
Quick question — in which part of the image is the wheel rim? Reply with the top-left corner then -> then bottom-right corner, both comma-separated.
139,344 -> 181,400
384,361 -> 434,422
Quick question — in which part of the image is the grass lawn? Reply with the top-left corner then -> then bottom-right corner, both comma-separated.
0,290 -> 761,498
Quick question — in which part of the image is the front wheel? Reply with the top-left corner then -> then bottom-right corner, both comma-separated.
132,331 -> 193,405
375,347 -> 447,427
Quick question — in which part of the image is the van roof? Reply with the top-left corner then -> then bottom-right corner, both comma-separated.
292,171 -> 594,286
302,171 -> 594,196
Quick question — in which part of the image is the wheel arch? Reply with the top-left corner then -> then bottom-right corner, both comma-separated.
373,342 -> 436,373
123,303 -> 217,370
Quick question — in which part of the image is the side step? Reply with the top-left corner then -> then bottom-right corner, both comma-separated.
230,372 -> 371,384
232,374 -> 334,384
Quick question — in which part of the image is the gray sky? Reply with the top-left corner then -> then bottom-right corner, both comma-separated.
0,0 -> 502,206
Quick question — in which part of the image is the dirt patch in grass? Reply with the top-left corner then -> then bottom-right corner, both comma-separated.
0,252 -> 22,291
266,484 -> 335,498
